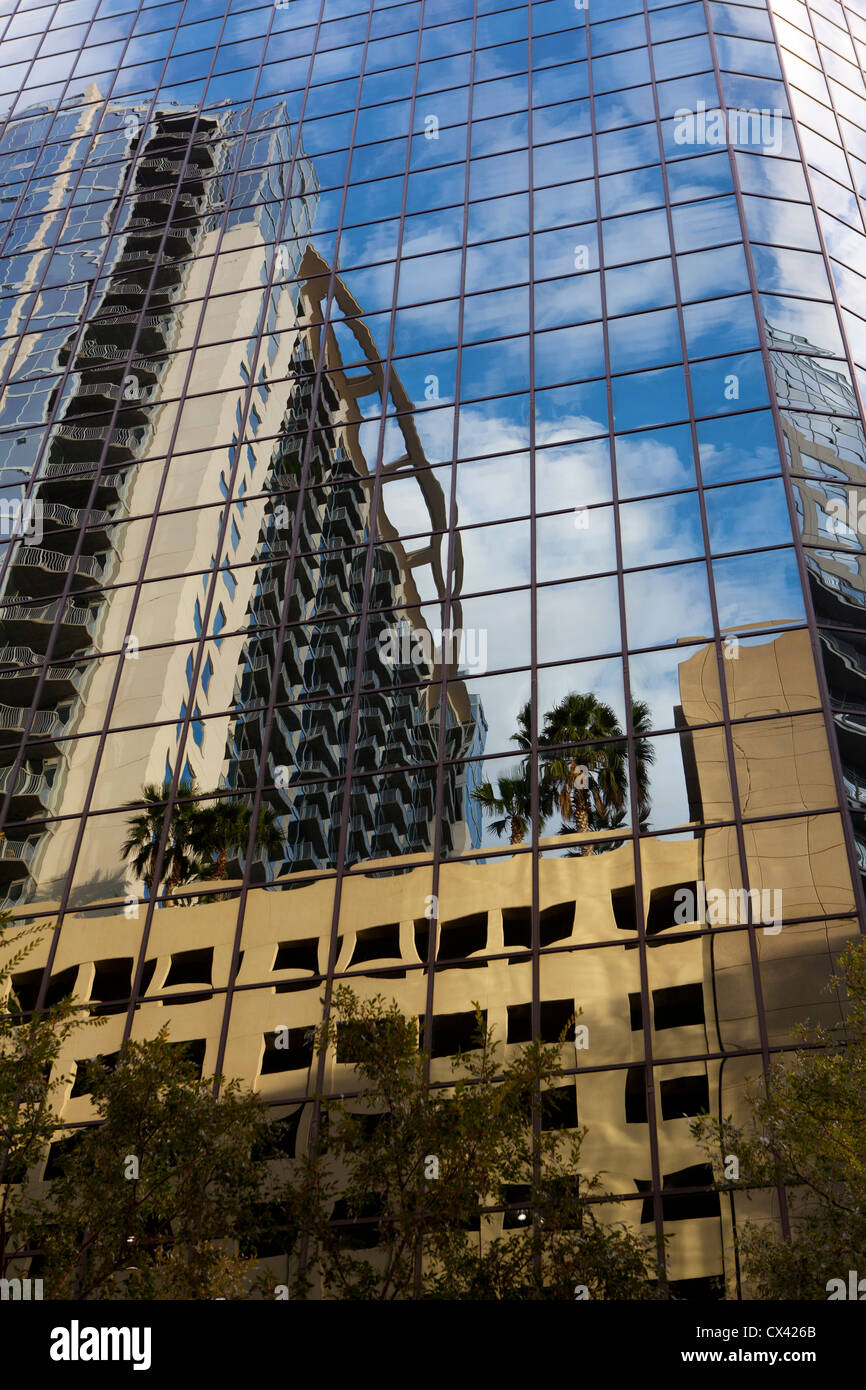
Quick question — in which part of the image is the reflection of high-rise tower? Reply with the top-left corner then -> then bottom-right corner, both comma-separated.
0,90 -> 135,899
224,247 -> 486,879
0,97 -> 317,906
765,324 -> 866,879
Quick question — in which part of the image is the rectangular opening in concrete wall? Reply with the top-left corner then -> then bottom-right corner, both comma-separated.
10,965 -> 78,1013
437,911 -> 487,965
539,902 -> 575,945
653,983 -> 705,1030
502,906 -> 532,948
539,999 -> 576,1042
261,1026 -> 313,1074
169,1038 -> 207,1077
629,990 -> 643,1030
647,883 -> 698,937
611,887 -> 638,933
43,1128 -> 88,1181
541,1084 -> 579,1131
349,923 -> 401,965
70,1050 -> 120,1098
625,1064 -> 648,1123
90,957 -> 133,1014
165,948 -> 213,990
429,1009 -> 486,1058
274,937 -> 320,973
638,1165 -> 721,1224
659,1073 -> 710,1120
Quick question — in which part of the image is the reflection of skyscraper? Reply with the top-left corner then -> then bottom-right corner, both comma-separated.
0,93 -> 486,909
0,89 -> 133,899
0,96 -> 317,905
766,325 -> 866,879
0,100 -> 233,901
224,246 -> 486,879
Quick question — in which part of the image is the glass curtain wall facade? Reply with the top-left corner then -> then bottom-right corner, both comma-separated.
1,0 -> 865,1295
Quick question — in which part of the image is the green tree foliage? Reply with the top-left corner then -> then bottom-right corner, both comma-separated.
693,936 -> 866,1299
1,921 -> 273,1300
0,918 -> 105,1280
11,1028 -> 273,1299
278,987 -> 660,1300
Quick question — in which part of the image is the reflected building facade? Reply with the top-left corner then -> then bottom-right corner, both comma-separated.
223,242 -> 486,878
1,0 -> 866,1299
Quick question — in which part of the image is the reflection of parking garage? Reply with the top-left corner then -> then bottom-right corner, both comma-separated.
3,629 -> 856,1293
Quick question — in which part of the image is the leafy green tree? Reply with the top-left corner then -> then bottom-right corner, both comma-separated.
693,936 -> 866,1299
0,917 -> 105,1281
12,1028 -> 274,1300
278,987 -> 660,1300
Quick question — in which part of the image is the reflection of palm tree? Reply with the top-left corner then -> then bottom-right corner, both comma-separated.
472,770 -> 531,845
122,784 -> 284,900
121,780 -> 203,898
471,694 -> 654,852
196,798 -> 282,880
512,701 -> 532,760
630,699 -> 654,829
540,693 -> 654,852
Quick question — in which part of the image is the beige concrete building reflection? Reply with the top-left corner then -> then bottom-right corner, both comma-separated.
0,97 -> 317,905
2,628 -> 856,1294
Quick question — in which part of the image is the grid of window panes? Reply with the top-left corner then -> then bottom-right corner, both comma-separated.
1,0 -> 865,1294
